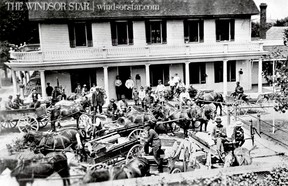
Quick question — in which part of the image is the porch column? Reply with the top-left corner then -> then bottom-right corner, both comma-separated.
258,58 -> 263,93
103,66 -> 109,101
223,60 -> 228,97
11,70 -> 17,96
145,64 -> 150,87
39,70 -> 46,99
185,62 -> 190,88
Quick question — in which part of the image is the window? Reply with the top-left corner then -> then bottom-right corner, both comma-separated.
150,64 -> 169,86
190,63 -> 206,84
68,22 -> 93,48
184,20 -> 204,43
145,20 -> 167,44
214,61 -> 223,83
214,61 -> 236,83
111,21 -> 133,46
216,19 -> 235,41
227,60 -> 236,82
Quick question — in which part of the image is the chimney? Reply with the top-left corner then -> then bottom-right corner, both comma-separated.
259,3 -> 267,39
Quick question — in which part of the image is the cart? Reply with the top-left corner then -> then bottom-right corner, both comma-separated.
0,106 -> 50,133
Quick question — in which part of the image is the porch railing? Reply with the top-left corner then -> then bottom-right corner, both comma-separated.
10,42 -> 263,63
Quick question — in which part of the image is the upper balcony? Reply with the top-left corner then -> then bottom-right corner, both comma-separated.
9,42 -> 264,65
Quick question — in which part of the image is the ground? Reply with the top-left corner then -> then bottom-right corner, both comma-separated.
1,85 -> 288,185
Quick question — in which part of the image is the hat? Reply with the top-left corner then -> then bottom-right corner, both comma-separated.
110,99 -> 115,102
16,93 -> 20,96
235,121 -> 243,127
215,117 -> 222,123
140,86 -> 144,89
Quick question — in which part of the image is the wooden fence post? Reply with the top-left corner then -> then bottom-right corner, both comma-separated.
250,119 -> 255,146
257,114 -> 261,134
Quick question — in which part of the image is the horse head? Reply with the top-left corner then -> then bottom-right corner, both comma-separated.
0,158 -> 18,174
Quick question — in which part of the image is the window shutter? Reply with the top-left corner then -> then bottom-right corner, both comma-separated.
110,21 -> 117,46
199,20 -> 204,42
183,20 -> 189,43
162,20 -> 167,44
128,21 -> 134,45
68,23 -> 75,48
86,22 -> 93,47
145,20 -> 151,44
230,19 -> 235,41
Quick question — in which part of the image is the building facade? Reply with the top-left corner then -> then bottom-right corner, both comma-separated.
8,0 -> 267,100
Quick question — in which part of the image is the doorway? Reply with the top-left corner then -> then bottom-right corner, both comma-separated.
70,68 -> 96,92
118,67 -> 131,98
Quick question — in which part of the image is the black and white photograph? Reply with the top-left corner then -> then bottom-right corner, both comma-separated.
0,0 -> 288,185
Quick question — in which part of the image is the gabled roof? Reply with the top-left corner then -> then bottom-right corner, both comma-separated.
28,0 -> 259,21
266,26 -> 288,40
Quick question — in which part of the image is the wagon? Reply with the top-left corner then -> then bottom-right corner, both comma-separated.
0,106 -> 50,133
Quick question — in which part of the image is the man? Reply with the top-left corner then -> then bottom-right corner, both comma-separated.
168,76 -> 176,94
234,82 -> 244,100
179,87 -> 190,107
46,82 -> 53,97
142,91 -> 154,111
92,87 -> 105,114
125,76 -> 134,99
155,80 -> 166,100
118,95 -> 129,115
13,93 -> 24,109
212,117 -> 227,159
106,99 -> 118,120
231,121 -> 245,148
82,84 -> 88,96
52,86 -> 62,104
50,105 -> 61,132
90,83 -> 96,93
115,75 -> 122,101
29,89 -> 41,109
5,95 -> 14,110
75,83 -> 82,96
144,122 -> 163,173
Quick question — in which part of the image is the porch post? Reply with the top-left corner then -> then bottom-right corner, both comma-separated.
223,60 -> 228,97
11,70 -> 17,96
185,62 -> 190,88
145,64 -> 150,87
39,70 -> 46,99
258,58 -> 263,93
103,66 -> 109,101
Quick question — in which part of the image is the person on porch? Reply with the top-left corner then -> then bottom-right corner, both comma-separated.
46,82 -> 53,97
125,76 -> 134,99
115,75 -> 122,101
75,83 -> 82,96
234,81 -> 244,100
155,80 -> 166,99
29,89 -> 41,109
13,93 -> 24,109
92,87 -> 105,115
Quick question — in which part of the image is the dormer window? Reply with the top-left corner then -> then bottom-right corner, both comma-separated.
68,22 -> 93,48
184,20 -> 204,43
216,19 -> 235,42
145,20 -> 167,44
111,21 -> 133,46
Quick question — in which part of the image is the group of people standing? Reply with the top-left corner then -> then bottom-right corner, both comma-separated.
115,75 -> 135,100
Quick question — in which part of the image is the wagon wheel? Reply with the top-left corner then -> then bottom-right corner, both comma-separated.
38,115 -> 50,128
17,116 -> 39,133
126,144 -> 144,163
79,114 -> 91,127
171,168 -> 182,174
1,120 -> 17,129
127,129 -> 146,141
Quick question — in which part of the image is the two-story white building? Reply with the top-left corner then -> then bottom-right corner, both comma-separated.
8,0 -> 267,100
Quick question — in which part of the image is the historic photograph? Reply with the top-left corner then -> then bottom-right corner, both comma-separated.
0,0 -> 288,185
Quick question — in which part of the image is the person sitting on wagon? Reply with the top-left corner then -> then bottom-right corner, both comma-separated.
231,121 -> 245,148
51,86 -> 62,104
106,98 -> 118,120
212,117 -> 228,159
5,95 -> 15,110
118,95 -> 129,115
234,82 -> 244,100
29,89 -> 41,109
13,93 -> 24,109
144,122 -> 163,173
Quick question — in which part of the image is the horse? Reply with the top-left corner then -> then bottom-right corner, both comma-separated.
194,90 -> 224,116
82,157 -> 150,183
0,152 -> 70,186
125,106 -> 157,124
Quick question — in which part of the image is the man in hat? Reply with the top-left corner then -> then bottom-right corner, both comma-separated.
144,121 -> 163,173
13,93 -> 24,109
46,82 -> 53,97
82,84 -> 88,96
5,95 -> 14,110
29,88 -> 41,109
52,86 -> 61,104
118,95 -> 129,115
231,121 -> 245,148
115,75 -> 122,101
106,98 -> 118,120
234,82 -> 244,100
212,117 -> 227,158
92,86 -> 105,114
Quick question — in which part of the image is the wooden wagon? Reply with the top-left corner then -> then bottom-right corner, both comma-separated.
0,106 -> 50,132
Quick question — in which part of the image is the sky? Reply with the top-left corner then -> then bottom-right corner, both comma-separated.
253,0 -> 288,21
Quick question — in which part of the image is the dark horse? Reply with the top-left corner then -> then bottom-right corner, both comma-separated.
82,157 -> 150,183
193,91 -> 224,116
0,152 -> 70,186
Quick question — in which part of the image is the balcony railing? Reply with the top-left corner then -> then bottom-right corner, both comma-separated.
10,42 -> 263,63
